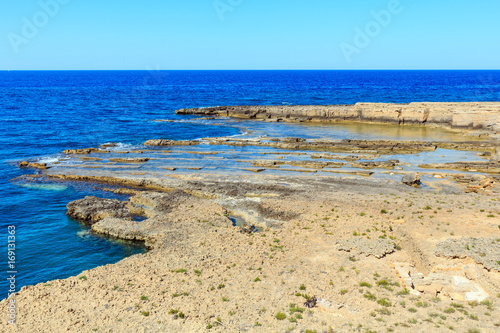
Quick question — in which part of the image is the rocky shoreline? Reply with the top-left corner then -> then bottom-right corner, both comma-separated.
177,102 -> 500,136
3,107 -> 500,332
4,170 -> 500,332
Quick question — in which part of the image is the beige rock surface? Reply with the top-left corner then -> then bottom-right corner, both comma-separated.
176,102 -> 500,135
2,172 -> 500,332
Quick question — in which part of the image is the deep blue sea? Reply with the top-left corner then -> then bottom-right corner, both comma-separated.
1,70 -> 499,298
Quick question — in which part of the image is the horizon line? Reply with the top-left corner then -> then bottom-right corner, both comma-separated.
1,69 -> 500,72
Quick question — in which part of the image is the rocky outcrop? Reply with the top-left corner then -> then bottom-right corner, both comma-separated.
322,169 -> 374,177
251,160 -> 281,168
287,160 -> 344,169
435,238 -> 500,272
250,159 -> 345,169
109,157 -> 150,163
176,102 -> 500,133
457,176 -> 498,194
99,143 -> 118,149
393,262 -> 489,301
18,161 -> 50,170
350,160 -> 399,169
310,153 -> 372,161
143,139 -> 200,146
491,147 -> 500,162
63,148 -> 106,154
91,217 -> 157,248
336,238 -> 396,258
243,168 -> 265,173
419,161 -> 500,174
206,138 -> 438,154
78,157 -> 102,161
434,141 -> 500,152
401,172 -> 421,186
66,196 -> 132,224
129,190 -> 193,217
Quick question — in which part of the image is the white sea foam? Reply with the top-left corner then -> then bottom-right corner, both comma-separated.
76,230 -> 92,238
36,155 -> 62,164
224,130 -> 251,138
17,183 -> 68,191
106,142 -> 137,152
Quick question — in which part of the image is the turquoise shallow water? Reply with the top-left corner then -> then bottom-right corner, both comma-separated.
1,70 -> 499,298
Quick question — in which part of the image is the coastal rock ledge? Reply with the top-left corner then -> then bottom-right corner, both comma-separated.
176,102 -> 500,133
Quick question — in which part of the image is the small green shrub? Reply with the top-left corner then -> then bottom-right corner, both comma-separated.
364,292 -> 377,301
275,312 -> 286,320
289,303 -> 304,315
377,298 -> 392,307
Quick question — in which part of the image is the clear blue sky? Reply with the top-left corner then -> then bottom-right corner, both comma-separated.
1,0 -> 499,70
